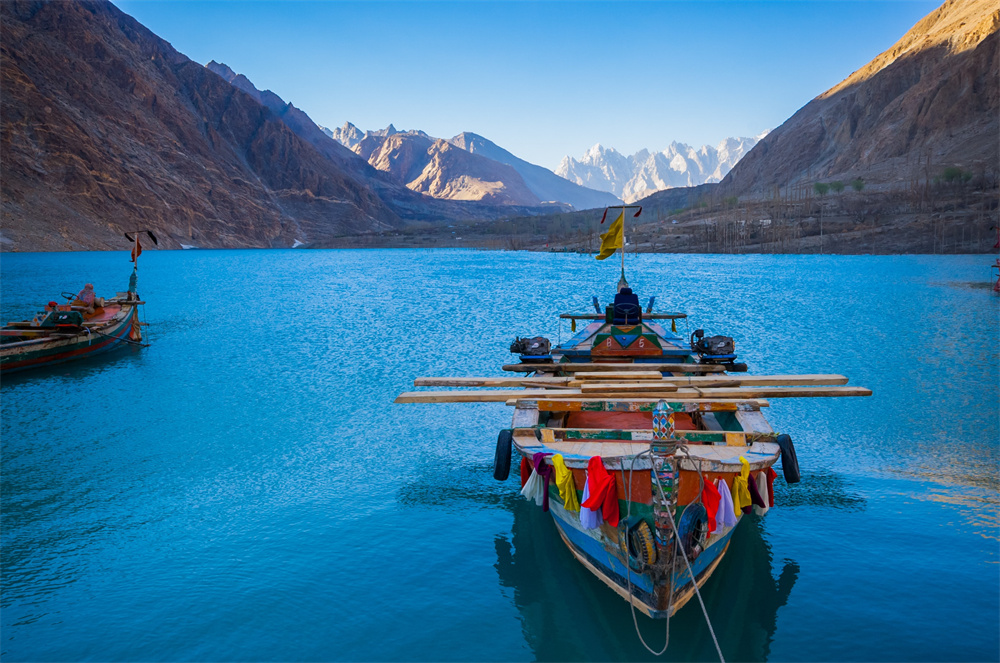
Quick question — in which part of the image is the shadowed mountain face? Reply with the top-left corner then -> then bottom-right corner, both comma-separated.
0,0 -> 407,251
0,2 -> 564,251
720,0 -> 999,196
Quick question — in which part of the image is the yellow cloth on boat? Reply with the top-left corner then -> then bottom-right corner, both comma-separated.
730,456 -> 752,516
595,212 -> 624,260
551,454 -> 580,512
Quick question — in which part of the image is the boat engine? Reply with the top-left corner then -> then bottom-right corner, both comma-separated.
40,309 -> 84,329
509,336 -> 552,363
690,329 -> 747,372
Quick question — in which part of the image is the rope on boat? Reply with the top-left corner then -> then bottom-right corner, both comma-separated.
88,325 -> 148,348
622,449 -> 725,662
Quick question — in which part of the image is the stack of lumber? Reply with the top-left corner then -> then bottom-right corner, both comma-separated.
395,372 -> 872,404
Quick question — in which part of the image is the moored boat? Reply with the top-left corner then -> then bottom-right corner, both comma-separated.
0,231 -> 155,374
395,206 -> 871,653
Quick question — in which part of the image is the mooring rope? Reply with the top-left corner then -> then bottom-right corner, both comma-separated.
618,448 -> 725,662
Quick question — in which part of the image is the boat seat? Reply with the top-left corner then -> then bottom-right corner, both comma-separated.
613,288 -> 642,325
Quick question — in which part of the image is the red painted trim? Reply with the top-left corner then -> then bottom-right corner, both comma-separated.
1,309 -> 135,371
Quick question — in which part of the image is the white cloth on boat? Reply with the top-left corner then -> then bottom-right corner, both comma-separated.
753,472 -> 770,516
520,468 -> 545,506
579,478 -> 604,529
715,478 -> 737,529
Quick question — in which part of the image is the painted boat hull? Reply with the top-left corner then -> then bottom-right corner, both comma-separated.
540,479 -> 740,618
0,305 -> 138,373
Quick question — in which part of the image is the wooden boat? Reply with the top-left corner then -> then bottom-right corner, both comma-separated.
395,206 -> 871,638
0,231 -> 153,374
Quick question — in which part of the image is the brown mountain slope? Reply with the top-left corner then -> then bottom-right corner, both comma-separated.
352,132 -> 543,206
0,0 -> 405,251
719,0 -> 999,197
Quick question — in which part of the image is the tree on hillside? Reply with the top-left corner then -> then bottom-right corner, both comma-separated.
851,178 -> 865,192
830,181 -> 845,193
814,182 -> 830,196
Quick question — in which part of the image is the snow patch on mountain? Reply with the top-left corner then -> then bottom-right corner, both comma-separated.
556,132 -> 769,203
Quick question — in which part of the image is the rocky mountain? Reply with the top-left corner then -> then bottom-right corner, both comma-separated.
555,134 -> 765,203
349,129 -> 543,206
0,0 -> 417,251
448,132 -> 620,209
718,0 -> 999,196
328,122 -> 618,210
0,3 -> 566,252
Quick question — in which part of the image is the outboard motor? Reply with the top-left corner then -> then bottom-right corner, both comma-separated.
690,329 -> 747,372
40,309 -> 84,329
510,336 -> 552,363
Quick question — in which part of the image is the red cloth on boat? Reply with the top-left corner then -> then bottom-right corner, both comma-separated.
520,456 -> 531,489
533,453 -> 554,512
581,456 -> 619,527
765,467 -> 777,507
701,479 -> 721,533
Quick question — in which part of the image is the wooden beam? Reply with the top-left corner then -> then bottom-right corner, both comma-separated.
513,427 -> 778,445
571,371 -> 665,380
520,398 -> 770,411
501,363 -> 726,373
413,376 -> 572,388
570,378 -> 742,388
396,385 -> 868,404
579,382 -> 679,392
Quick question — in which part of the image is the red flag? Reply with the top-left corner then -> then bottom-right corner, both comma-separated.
131,238 -> 142,263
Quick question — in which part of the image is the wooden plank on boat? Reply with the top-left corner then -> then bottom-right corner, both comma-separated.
501,362 -> 726,373
413,376 -> 573,388
395,389 -> 561,403
655,374 -> 849,387
665,386 -> 872,398
571,378 -> 742,389
396,384 -> 867,404
571,371 -> 664,380
512,427 -> 779,445
578,382 -> 679,393
518,398 -> 769,412
559,312 -> 687,320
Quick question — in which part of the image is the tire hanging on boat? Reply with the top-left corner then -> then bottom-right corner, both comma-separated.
775,434 -> 801,484
493,429 -> 513,481
677,503 -> 709,560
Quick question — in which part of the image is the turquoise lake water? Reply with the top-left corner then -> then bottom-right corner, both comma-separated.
1,250 -> 998,662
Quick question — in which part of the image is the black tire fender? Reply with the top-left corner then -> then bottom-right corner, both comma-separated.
494,429 -> 513,481
775,433 -> 801,484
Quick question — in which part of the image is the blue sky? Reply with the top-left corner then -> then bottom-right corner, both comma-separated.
114,0 -> 940,169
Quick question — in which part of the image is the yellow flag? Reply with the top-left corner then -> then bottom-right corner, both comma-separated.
595,212 -> 623,260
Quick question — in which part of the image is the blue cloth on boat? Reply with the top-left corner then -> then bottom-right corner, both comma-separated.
579,480 -> 603,529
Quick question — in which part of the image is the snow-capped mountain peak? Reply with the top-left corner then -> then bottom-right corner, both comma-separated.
555,132 -> 769,202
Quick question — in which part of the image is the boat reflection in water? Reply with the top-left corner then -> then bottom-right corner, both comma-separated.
495,497 -> 797,662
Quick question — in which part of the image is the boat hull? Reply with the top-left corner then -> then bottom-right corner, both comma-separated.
0,306 -> 138,373
544,486 -> 739,618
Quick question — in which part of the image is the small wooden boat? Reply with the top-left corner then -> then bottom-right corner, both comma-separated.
0,231 -> 154,374
395,207 -> 871,650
